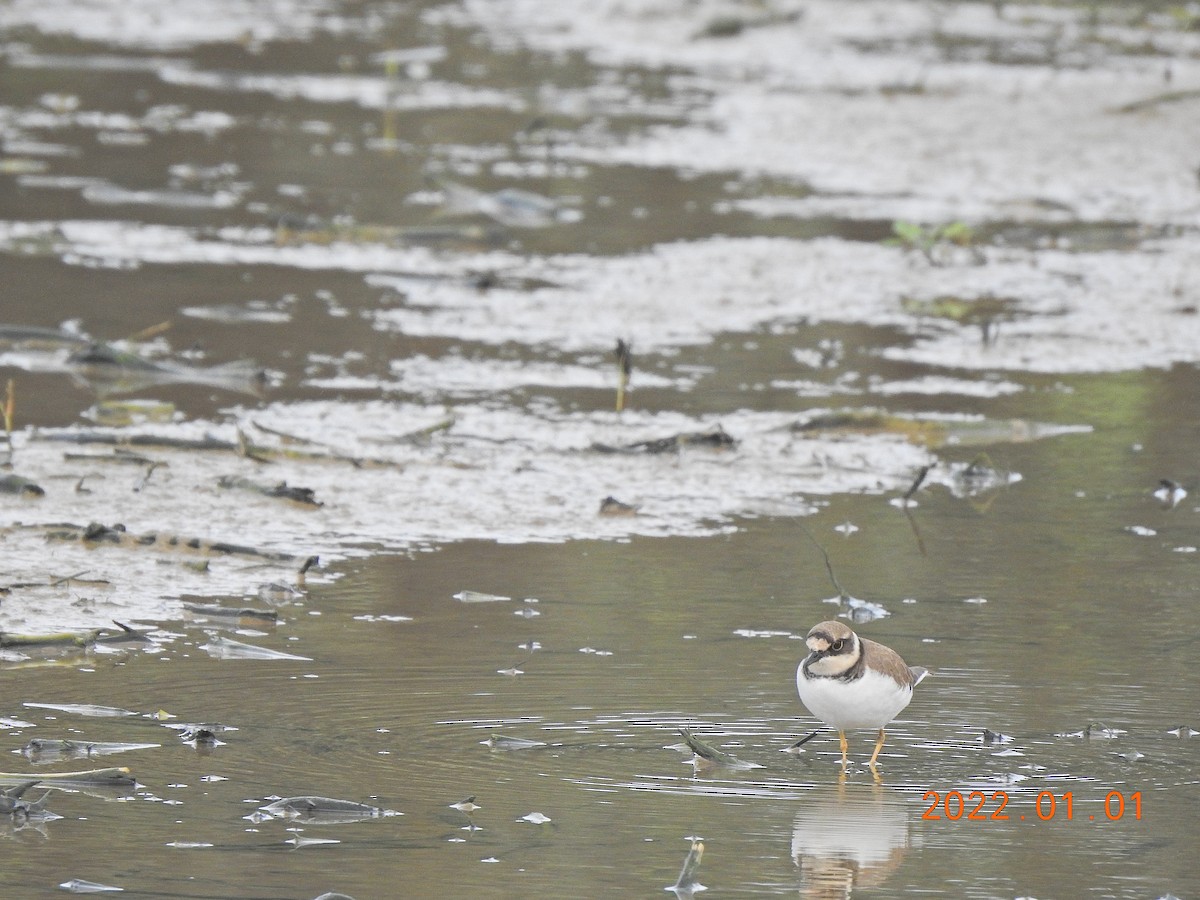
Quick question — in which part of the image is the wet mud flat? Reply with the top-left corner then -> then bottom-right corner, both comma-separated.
1,0 -> 1200,896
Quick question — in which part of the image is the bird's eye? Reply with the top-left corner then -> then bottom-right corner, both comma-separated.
831,640 -> 844,651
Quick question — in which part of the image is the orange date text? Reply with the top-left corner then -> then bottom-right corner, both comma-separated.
921,790 -> 1142,822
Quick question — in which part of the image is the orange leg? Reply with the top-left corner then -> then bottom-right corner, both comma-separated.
867,728 -> 887,769
838,731 -> 849,770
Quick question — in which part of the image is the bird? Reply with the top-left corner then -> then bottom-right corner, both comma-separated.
796,620 -> 927,773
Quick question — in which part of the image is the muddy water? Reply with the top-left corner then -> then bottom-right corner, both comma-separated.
2,1 -> 1200,897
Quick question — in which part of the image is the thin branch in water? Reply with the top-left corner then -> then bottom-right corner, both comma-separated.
125,320 -> 172,343
903,463 -> 934,501
796,521 -> 848,600
3,378 -> 14,463
614,338 -> 632,413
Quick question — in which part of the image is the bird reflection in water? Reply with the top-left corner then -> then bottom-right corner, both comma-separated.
791,783 -> 916,898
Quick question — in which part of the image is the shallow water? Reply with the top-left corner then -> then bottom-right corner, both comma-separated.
2,0 -> 1200,897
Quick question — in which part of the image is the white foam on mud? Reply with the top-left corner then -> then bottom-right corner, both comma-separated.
0,404 -> 930,631
4,219 -> 1200,373
2,0 -> 365,50
450,0 -> 1200,226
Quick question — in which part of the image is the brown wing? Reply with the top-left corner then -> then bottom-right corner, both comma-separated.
860,637 -> 919,688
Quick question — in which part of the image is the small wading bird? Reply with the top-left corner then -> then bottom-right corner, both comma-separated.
796,620 -> 927,774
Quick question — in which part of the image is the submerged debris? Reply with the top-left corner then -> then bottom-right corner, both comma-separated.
64,342 -> 265,397
453,590 -> 512,603
0,766 -> 136,787
901,293 -> 1019,345
258,795 -> 400,824
795,410 -> 1089,449
980,729 -> 1014,745
481,734 -> 547,751
274,213 -> 506,249
41,521 -> 319,570
0,324 -> 89,349
946,455 -> 1020,502
201,636 -> 311,661
20,738 -> 160,762
22,702 -> 139,718
432,177 -> 566,229
592,427 -> 736,455
1055,722 -> 1127,739
58,878 -> 125,893
182,602 -> 279,624
0,780 -> 52,819
258,582 -> 306,604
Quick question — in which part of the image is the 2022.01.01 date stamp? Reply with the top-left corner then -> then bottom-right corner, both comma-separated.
921,790 -> 1143,822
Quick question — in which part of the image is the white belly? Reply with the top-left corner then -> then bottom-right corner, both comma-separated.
796,666 -> 913,731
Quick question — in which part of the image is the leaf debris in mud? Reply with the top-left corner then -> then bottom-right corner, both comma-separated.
216,475 -> 322,507
62,448 -> 158,465
41,521 -> 319,570
591,426 -> 736,454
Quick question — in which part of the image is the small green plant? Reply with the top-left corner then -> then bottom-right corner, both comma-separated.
887,220 -> 979,265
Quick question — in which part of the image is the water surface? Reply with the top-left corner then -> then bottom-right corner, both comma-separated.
1,1 -> 1199,897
